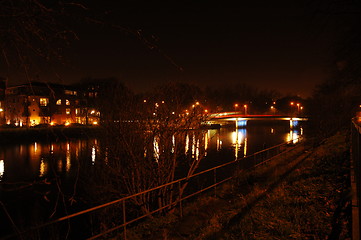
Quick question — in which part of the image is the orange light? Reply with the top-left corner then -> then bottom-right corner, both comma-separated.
244,105 -> 247,108
234,104 -> 238,107
204,109 -> 208,113
93,121 -> 98,125
290,102 -> 294,105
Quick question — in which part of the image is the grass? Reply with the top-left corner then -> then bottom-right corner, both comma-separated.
108,131 -> 351,240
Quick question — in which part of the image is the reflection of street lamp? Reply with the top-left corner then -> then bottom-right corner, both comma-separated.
244,104 -> 248,115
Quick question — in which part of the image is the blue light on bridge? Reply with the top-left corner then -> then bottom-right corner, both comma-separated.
236,120 -> 247,128
290,120 -> 299,128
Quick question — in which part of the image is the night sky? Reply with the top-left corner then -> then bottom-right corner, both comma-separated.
4,0 -> 356,97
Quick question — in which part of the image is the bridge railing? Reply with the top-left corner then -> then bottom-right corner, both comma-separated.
4,137 -> 302,240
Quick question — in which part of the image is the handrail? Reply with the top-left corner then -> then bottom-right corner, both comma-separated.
4,137 -> 302,239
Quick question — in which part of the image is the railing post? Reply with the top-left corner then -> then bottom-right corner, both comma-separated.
178,181 -> 183,218
122,200 -> 127,240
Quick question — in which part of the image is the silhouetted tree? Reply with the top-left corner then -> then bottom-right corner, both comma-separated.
80,81 -> 207,227
308,22 -> 361,138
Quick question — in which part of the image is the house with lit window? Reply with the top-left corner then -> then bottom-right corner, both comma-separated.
3,82 -> 101,127
4,82 -> 80,126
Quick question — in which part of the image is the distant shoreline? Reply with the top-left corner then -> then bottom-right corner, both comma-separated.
0,126 -> 102,144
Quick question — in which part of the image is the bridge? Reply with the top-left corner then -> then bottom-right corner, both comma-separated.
205,112 -> 308,128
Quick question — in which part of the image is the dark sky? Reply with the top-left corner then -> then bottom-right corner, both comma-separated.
5,0 -> 356,97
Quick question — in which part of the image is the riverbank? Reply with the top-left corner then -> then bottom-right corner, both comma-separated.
0,126 -> 102,144
122,132 -> 351,239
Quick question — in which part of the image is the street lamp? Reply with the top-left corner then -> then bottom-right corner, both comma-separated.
270,106 -> 275,115
234,103 -> 239,112
244,104 -> 248,115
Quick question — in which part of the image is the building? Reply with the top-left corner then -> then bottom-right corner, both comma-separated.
3,82 -> 100,127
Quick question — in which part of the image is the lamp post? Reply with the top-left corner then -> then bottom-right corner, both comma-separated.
234,103 -> 239,112
290,102 -> 294,115
244,104 -> 248,115
271,106 -> 275,115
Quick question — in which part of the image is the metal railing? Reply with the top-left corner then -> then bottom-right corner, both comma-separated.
351,118 -> 361,240
5,137 -> 302,240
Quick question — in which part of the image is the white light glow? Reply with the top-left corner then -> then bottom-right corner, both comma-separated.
153,137 -> 160,162
287,130 -> 299,144
172,135 -> 175,153
92,146 -> 96,165
39,159 -> 47,177
0,160 -> 4,180
66,144 -> 71,172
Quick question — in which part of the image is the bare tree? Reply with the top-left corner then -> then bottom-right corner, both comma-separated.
80,81 -> 208,221
0,0 -> 83,82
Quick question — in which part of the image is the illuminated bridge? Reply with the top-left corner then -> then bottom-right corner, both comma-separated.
205,112 -> 308,128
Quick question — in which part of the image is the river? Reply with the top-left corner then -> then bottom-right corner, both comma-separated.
0,120 -> 303,237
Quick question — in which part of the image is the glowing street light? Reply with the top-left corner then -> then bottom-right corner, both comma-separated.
234,103 -> 239,112
244,104 -> 248,115
270,106 -> 275,115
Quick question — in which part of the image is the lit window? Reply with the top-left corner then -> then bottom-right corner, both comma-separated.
75,108 -> 80,115
65,90 -> 77,95
66,99 -> 70,105
40,98 -> 49,106
56,99 -> 61,105
66,108 -> 71,115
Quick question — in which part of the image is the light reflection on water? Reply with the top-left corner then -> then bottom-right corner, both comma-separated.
232,128 -> 247,159
0,159 -> 4,181
0,122 -> 303,183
